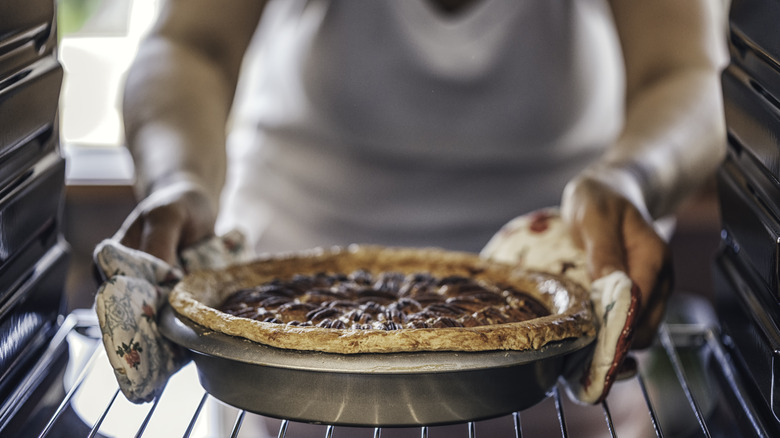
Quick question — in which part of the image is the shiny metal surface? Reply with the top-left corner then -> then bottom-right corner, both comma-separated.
717,155 -> 780,300
722,60 -> 780,188
0,152 -> 65,267
159,306 -> 595,427
714,246 -> 780,424
30,308 -> 772,437
0,55 -> 62,156
730,0 -> 780,76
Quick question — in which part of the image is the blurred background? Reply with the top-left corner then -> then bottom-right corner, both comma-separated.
58,0 -> 723,312
59,0 -> 153,310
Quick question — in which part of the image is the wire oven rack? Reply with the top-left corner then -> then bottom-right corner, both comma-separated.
18,309 -> 779,437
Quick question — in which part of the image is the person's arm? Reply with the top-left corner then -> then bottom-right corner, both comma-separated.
601,0 -> 728,218
561,0 -> 727,347
117,0 -> 266,264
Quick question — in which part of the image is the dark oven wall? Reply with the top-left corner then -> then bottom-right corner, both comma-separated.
0,0 -> 71,434
715,0 -> 780,429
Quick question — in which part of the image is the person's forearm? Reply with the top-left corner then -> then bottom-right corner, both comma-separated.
122,36 -> 232,206
596,0 -> 728,220
599,68 -> 726,219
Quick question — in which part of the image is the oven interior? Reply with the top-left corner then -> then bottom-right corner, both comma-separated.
3,0 -> 780,436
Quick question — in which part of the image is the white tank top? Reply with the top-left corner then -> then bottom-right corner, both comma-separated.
217,0 -> 625,253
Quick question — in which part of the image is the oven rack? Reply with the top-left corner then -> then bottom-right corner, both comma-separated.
22,310 -> 777,437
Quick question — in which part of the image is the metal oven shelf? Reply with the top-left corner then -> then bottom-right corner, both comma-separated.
14,309 -> 779,437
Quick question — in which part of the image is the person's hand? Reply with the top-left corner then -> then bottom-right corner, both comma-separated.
115,180 -> 218,266
561,172 -> 673,349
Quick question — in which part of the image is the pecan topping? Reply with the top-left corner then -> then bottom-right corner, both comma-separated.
424,303 -> 462,316
445,297 -> 485,312
373,272 -> 406,293
388,298 -> 422,313
301,288 -> 349,304
330,319 -> 347,329
306,307 -> 342,323
384,321 -> 403,330
227,306 -> 257,318
432,317 -> 462,328
473,307 -> 510,325
408,321 -> 429,329
348,269 -> 373,285
328,300 -> 360,310
256,295 -> 294,309
217,269 -> 550,331
276,302 -> 318,322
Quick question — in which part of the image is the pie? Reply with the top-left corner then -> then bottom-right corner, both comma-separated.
168,245 -> 596,354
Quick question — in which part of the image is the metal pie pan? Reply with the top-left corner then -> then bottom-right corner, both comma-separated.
159,306 -> 594,427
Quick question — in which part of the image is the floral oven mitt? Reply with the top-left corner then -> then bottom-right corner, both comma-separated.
481,208 -> 640,404
93,230 -> 253,403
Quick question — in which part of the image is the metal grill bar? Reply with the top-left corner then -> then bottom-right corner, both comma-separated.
183,392 -> 209,438
634,372 -> 663,437
38,335 -> 101,438
512,411 -> 522,438
278,419 -> 289,438
553,386 -> 569,438
658,324 -> 711,437
230,410 -> 245,438
0,315 -> 78,429
601,401 -> 616,438
704,325 -> 772,437
136,387 -> 164,438
88,388 -> 119,438
29,314 -> 770,437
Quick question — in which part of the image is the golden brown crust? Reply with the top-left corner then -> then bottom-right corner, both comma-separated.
169,245 -> 596,353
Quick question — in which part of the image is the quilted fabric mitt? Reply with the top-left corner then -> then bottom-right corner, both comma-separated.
93,230 -> 252,403
481,208 -> 640,404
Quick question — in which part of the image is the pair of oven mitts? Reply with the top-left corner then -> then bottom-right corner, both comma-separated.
93,230 -> 252,403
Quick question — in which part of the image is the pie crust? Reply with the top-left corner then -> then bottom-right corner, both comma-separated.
168,245 -> 596,354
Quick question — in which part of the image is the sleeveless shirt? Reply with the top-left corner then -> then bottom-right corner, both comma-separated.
217,0 -> 624,253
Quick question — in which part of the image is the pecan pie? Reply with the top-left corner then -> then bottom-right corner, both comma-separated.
168,245 -> 595,354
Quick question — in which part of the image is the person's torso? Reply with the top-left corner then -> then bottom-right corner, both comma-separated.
218,0 -> 625,253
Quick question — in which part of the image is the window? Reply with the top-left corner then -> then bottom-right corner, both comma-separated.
58,0 -> 159,182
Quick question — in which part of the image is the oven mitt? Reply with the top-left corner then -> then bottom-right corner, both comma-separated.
93,230 -> 253,403
480,208 -> 640,404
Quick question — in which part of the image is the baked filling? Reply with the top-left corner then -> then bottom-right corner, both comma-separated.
169,246 -> 596,354
217,270 -> 550,330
